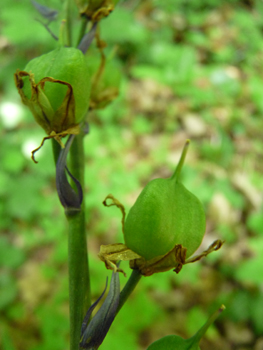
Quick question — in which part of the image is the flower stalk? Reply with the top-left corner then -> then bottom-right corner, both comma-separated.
67,133 -> 91,350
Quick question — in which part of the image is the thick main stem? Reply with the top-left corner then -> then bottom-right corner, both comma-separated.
67,133 -> 90,350
67,211 -> 90,350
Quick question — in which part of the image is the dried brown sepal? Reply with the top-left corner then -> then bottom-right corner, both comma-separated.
98,240 -> 224,277
78,1 -> 114,22
130,244 -> 187,276
98,243 -> 141,277
88,29 -> 120,110
132,239 -> 224,276
89,86 -> 119,110
31,126 -> 80,163
184,239 -> 224,264
103,194 -> 126,233
91,4 -> 114,22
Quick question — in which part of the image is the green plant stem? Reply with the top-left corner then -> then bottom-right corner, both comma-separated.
67,210 -> 89,350
52,133 -> 90,350
117,269 -> 142,314
65,0 -> 74,46
52,135 -> 90,350
67,133 -> 90,350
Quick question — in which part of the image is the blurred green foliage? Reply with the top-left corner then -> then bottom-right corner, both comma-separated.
1,0 -> 263,349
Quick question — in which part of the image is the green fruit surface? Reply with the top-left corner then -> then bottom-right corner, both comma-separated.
124,178 -> 206,261
23,47 -> 90,123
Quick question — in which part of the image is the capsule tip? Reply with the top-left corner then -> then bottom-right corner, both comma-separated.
219,304 -> 226,312
171,139 -> 191,182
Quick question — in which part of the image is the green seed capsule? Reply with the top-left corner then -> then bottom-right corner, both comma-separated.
124,142 -> 206,261
15,47 -> 90,135
100,142 -> 223,276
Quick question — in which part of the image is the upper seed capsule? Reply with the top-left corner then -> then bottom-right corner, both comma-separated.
15,47 -> 91,136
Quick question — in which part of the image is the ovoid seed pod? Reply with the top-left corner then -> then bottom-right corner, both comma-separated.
124,142 -> 206,261
100,141 -> 223,276
15,47 -> 90,135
